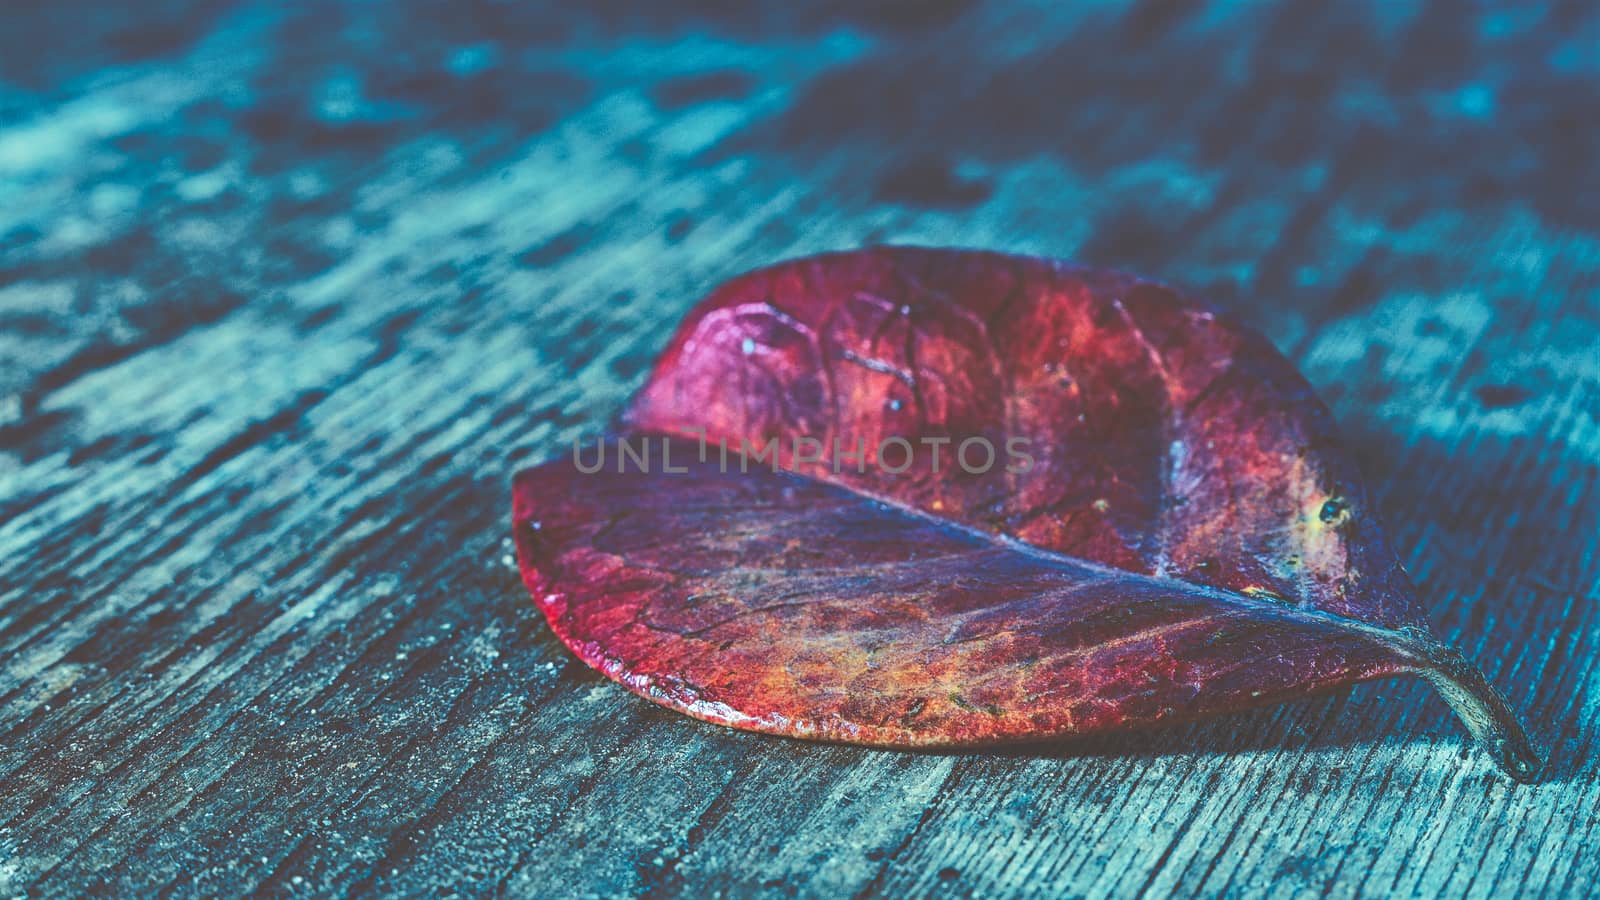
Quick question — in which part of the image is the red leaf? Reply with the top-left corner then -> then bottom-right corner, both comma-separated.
513,247 -> 1541,781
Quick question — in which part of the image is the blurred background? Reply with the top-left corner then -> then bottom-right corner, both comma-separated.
5,0 -> 1597,405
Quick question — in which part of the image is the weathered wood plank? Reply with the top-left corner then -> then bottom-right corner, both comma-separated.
2,1 -> 1598,896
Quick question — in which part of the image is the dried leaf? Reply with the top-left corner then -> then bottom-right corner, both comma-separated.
513,247 -> 1541,781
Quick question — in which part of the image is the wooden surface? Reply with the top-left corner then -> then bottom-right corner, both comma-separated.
2,1 -> 1597,896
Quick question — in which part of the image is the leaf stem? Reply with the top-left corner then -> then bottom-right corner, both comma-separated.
1414,642 -> 1544,783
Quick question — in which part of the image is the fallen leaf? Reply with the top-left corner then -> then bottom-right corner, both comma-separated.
513,247 -> 1541,781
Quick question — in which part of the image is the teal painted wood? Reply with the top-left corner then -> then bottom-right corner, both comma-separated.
1,1 -> 1596,896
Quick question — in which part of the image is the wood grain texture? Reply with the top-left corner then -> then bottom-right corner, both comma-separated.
1,1 -> 1596,896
